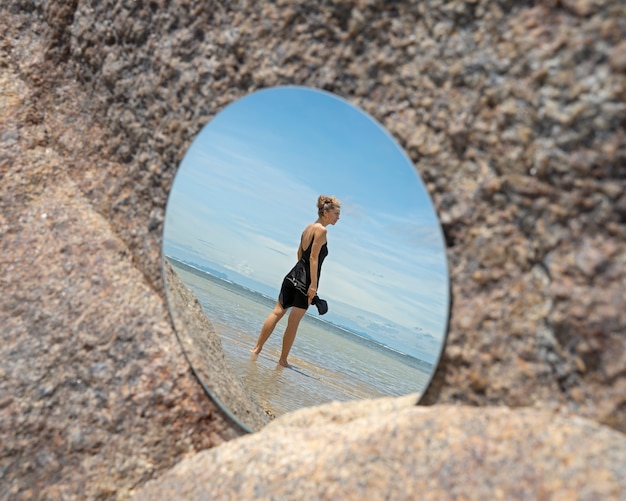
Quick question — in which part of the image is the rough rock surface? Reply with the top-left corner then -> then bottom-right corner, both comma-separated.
134,397 -> 626,500
1,23 -> 241,499
0,167 -> 243,498
1,0 -> 625,498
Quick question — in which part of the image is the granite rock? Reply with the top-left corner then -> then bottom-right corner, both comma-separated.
134,399 -> 626,500
0,34 -> 241,500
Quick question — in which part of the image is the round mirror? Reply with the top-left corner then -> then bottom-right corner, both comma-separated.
162,87 -> 450,432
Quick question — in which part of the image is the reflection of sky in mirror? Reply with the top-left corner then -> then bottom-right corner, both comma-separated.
164,87 -> 449,362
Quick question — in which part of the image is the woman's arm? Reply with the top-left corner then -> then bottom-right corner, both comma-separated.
307,226 -> 327,302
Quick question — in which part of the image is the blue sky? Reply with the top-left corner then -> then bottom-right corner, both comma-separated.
163,87 -> 449,361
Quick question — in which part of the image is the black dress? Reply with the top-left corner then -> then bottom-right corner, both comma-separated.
278,234 -> 328,310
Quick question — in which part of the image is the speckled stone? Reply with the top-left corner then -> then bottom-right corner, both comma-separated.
134,401 -> 626,500
0,55 -> 240,500
0,168 -> 244,498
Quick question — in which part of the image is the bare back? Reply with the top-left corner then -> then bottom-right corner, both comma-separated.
298,222 -> 327,260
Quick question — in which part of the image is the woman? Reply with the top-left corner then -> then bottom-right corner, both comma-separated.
252,195 -> 341,367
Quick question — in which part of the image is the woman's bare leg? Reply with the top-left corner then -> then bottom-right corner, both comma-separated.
278,307 -> 307,367
252,302 -> 286,355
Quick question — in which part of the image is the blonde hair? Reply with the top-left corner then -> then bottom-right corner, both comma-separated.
317,195 -> 341,217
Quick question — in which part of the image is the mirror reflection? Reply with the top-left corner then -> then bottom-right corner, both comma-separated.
162,87 -> 450,431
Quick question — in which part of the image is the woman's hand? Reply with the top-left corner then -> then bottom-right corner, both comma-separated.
307,286 -> 317,304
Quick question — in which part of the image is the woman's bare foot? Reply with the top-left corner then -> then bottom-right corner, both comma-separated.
277,359 -> 291,368
251,346 -> 262,355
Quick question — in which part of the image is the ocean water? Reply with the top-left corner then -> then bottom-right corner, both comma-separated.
169,260 -> 433,418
